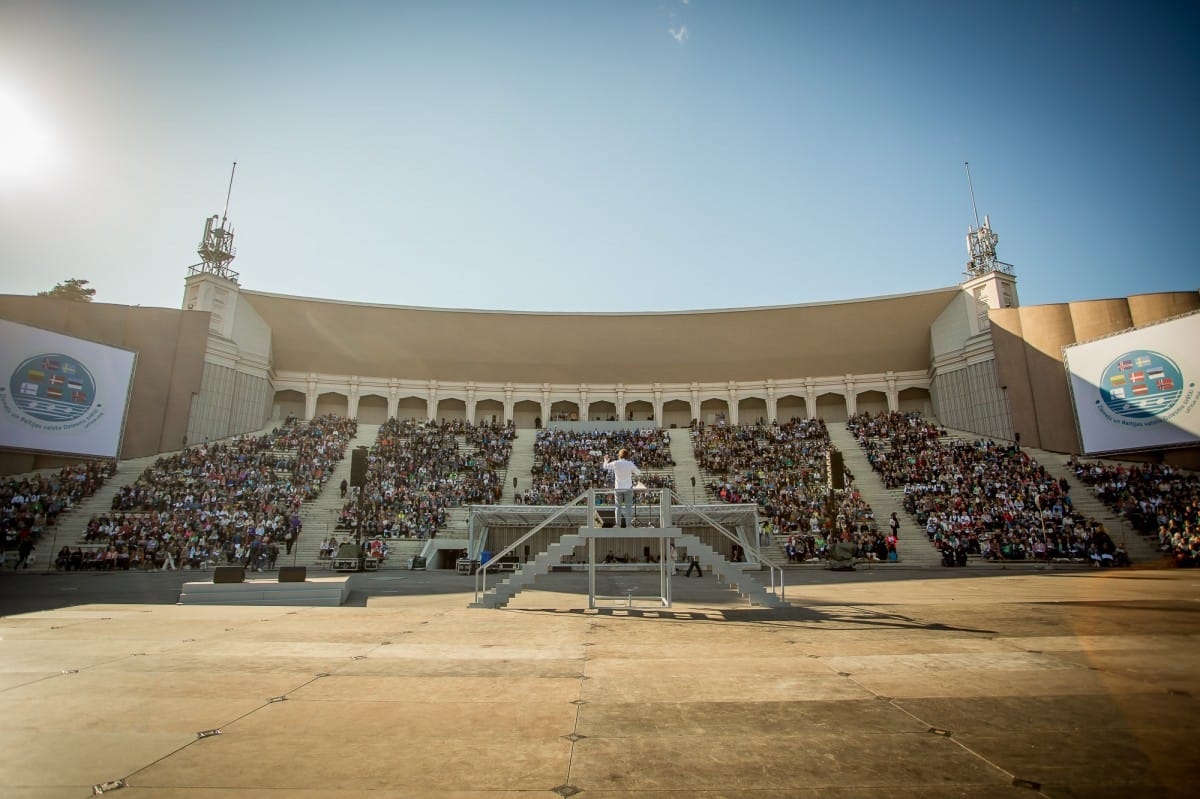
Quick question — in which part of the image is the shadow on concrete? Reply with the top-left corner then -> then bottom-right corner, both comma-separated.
508,603 -> 999,636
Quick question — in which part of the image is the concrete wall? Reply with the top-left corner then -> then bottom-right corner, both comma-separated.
928,289 -> 1010,438
0,296 -> 207,473
931,360 -> 1013,440
183,280 -> 275,444
991,291 -> 1200,458
242,287 -> 960,384
186,363 -> 273,444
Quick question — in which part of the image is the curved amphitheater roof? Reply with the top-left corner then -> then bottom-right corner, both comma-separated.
241,286 -> 961,384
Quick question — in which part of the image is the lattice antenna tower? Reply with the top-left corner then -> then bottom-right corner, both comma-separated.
963,162 -> 1014,278
189,162 -> 240,282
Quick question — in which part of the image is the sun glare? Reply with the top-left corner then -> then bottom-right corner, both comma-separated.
0,84 -> 58,182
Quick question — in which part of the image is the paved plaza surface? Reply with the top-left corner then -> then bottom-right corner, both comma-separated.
1,566 -> 1198,798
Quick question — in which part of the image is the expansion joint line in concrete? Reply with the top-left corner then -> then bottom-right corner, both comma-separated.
115,671 -> 331,791
556,640 -> 590,797
0,637 -> 170,696
843,671 -> 1052,799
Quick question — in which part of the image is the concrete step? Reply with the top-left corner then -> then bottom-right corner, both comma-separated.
827,424 -> 942,568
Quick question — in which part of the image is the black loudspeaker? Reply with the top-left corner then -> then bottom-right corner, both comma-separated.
213,566 -> 245,584
350,447 -> 368,487
828,450 -> 845,490
278,566 -> 307,583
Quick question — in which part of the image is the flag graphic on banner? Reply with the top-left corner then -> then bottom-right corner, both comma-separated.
46,387 -> 63,399
1135,355 -> 1153,367
72,390 -> 87,403
1109,374 -> 1126,386
67,380 -> 83,391
1130,371 -> 1145,383
48,375 -> 65,387
20,382 -> 38,396
42,358 -> 61,371
60,363 -> 76,375
1109,387 -> 1126,399
1132,383 -> 1150,396
1156,378 -> 1175,391
27,369 -> 44,382
1147,367 -> 1165,381
1117,359 -> 1134,370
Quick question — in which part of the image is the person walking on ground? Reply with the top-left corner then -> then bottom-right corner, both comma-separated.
685,554 -> 703,577
602,448 -> 641,528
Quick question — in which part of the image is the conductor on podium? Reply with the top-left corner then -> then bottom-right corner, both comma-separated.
602,448 -> 641,528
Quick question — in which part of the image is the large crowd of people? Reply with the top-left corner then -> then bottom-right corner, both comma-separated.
336,419 -> 513,540
849,411 -> 1124,565
523,427 -> 675,506
694,419 -> 890,563
71,415 -> 355,571
2,459 -> 116,569
18,403 -> 1196,574
1070,458 -> 1200,566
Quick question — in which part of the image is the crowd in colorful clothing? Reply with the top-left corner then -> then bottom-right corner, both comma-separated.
522,428 -> 675,506
73,415 -> 354,571
2,460 -> 116,569
695,419 -> 889,563
849,411 -> 1124,565
336,419 -> 513,540
1071,458 -> 1199,566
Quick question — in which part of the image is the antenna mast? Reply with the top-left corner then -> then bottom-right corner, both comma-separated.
964,161 -> 982,230
222,161 -> 237,222
188,162 -> 241,282
962,162 -> 1012,279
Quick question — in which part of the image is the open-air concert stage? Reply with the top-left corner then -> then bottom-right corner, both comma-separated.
1,565 -> 1197,798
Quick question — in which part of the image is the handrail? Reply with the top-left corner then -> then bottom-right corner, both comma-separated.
667,489 -> 786,603
471,486 -> 786,605
472,492 -> 592,602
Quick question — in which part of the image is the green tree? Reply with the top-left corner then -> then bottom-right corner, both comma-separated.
38,278 -> 96,302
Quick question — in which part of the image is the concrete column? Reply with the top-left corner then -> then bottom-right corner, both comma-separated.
504,384 -> 514,424
387,381 -> 399,421
466,384 -> 477,424
804,378 -> 816,420
305,375 -> 317,420
766,379 -> 777,423
690,383 -> 700,423
427,380 -> 438,423
727,381 -> 739,426
616,385 -> 626,421
541,385 -> 551,426
579,384 -> 589,421
844,374 -> 857,417
886,371 -> 898,412
652,384 -> 663,424
347,377 -> 360,420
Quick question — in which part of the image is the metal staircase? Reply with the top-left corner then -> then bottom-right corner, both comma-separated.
469,534 -> 584,608
469,489 -> 789,610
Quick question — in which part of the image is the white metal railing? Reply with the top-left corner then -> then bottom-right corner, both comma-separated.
665,488 -> 786,603
470,486 -> 786,605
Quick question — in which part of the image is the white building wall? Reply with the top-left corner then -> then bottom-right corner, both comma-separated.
184,275 -> 275,443
930,360 -> 1013,440
928,286 -> 1016,439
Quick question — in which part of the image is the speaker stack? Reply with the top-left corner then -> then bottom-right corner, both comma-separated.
278,566 -> 307,583
213,566 -> 245,584
827,449 -> 845,491
350,447 -> 368,487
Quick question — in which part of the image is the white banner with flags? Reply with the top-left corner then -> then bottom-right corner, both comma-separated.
1064,311 -> 1200,455
0,317 -> 137,458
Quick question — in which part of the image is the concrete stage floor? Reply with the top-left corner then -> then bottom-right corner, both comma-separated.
1,566 -> 1198,798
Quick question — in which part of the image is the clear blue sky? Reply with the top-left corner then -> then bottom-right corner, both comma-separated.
1,1 -> 1197,312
